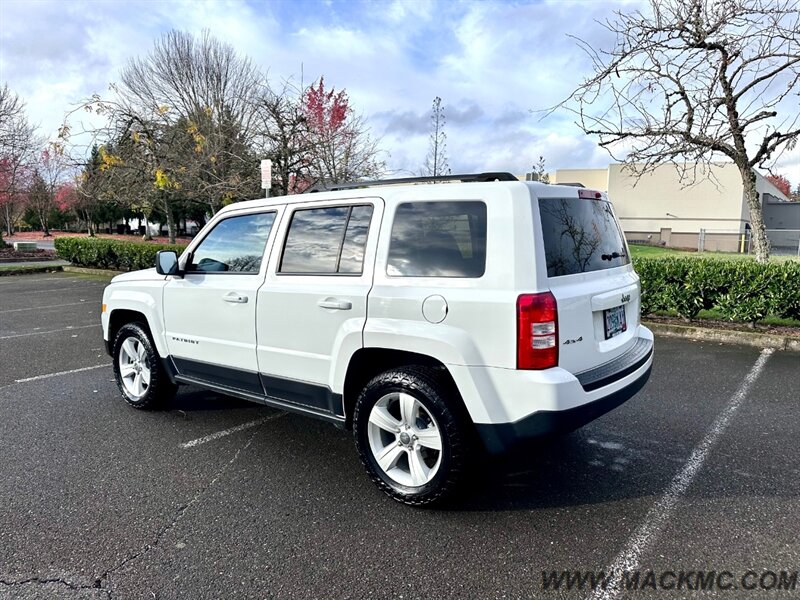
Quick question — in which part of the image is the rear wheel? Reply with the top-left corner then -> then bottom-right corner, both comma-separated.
112,323 -> 176,409
354,366 -> 471,506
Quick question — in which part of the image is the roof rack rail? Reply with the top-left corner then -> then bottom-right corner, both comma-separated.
305,172 -> 519,193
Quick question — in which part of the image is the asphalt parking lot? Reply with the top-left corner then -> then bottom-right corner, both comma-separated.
1,272 -> 798,599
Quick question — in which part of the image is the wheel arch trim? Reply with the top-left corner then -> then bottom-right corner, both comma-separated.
105,293 -> 166,357
341,347 -> 472,427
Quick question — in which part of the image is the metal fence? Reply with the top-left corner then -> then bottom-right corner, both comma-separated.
698,229 -> 800,256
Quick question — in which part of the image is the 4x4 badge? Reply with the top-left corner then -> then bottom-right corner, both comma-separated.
621,293 -> 631,303
563,336 -> 583,345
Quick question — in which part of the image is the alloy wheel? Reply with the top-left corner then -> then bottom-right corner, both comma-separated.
367,392 -> 443,488
118,336 -> 151,400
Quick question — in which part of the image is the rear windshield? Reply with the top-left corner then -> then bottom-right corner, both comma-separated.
537,197 -> 630,277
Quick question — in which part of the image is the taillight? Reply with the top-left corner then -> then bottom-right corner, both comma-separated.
517,292 -> 558,369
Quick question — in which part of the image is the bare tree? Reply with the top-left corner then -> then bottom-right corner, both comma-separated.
0,160 -> 31,238
120,30 -> 259,139
0,85 -> 24,146
118,29 -> 262,216
252,80 -> 313,196
423,97 -> 450,177
0,85 -> 39,239
27,146 -> 70,236
63,30 -> 263,242
529,155 -> 550,183
561,0 -> 800,262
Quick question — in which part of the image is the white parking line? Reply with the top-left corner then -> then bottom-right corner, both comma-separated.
0,301 -> 89,314
14,364 -> 109,383
588,348 -> 774,600
180,413 -> 286,449
0,324 -> 99,340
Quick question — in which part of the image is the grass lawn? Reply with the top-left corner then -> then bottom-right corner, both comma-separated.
629,243 -> 798,262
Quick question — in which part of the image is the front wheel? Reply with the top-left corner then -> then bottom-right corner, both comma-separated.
354,366 -> 472,506
112,323 -> 176,409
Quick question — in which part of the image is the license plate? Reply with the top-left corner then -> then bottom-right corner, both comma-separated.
604,305 -> 627,339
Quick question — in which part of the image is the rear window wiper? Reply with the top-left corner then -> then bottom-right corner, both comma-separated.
601,251 -> 627,261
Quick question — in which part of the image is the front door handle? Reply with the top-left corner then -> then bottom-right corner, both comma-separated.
223,292 -> 248,304
317,298 -> 352,310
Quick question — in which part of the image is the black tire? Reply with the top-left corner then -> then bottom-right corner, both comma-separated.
112,322 -> 177,410
354,366 -> 472,506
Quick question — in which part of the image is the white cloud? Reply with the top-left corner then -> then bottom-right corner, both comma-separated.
1,0 -> 797,186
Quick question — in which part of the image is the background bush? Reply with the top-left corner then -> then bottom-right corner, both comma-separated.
55,237 -> 185,272
634,257 -> 800,324
54,238 -> 799,325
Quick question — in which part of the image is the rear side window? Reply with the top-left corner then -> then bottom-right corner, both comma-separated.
538,197 -> 630,277
188,212 -> 276,273
280,204 -> 374,274
387,201 -> 487,277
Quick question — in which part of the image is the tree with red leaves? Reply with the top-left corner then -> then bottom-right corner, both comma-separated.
765,173 -> 792,198
55,181 -> 78,212
301,77 -> 384,188
304,78 -> 349,134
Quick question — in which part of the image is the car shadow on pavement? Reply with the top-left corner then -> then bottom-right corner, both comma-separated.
158,387 -> 799,513
449,429 -> 691,512
254,409 -> 688,513
162,388 -> 682,511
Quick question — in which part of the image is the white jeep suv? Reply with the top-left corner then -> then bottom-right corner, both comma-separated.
101,173 -> 653,505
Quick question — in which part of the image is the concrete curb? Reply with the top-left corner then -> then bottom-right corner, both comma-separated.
0,256 -> 58,263
0,264 -> 64,276
62,266 -> 124,277
645,321 -> 800,352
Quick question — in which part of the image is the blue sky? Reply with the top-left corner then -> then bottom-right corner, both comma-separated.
1,0 -> 798,180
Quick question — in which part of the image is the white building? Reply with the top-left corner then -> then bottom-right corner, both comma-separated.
548,163 -> 795,252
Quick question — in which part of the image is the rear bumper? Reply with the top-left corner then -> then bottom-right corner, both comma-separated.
475,363 -> 651,453
448,326 -> 654,454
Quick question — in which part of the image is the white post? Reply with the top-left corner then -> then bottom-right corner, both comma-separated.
260,159 -> 272,198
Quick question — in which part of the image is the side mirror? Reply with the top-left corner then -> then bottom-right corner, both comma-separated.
155,250 -> 180,276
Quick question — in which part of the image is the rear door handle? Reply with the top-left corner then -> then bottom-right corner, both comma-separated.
317,298 -> 352,311
223,292 -> 248,304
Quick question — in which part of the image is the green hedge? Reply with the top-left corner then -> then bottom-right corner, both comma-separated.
54,238 -> 799,325
634,257 -> 800,323
54,237 -> 185,272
